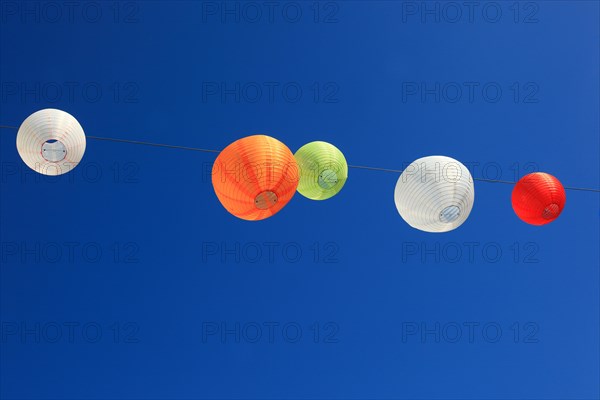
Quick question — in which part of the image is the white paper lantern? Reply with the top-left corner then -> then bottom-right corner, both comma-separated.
394,156 -> 474,233
16,109 -> 86,176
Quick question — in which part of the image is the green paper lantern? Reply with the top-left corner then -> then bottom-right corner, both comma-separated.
294,141 -> 348,200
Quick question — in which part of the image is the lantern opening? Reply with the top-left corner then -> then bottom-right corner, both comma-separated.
318,169 -> 338,190
42,140 -> 67,162
254,190 -> 278,210
542,203 -> 560,220
439,205 -> 461,223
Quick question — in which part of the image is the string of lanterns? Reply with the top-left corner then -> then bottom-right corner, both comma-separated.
13,108 -> 574,231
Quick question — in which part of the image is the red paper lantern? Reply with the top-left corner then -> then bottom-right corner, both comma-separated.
511,172 -> 566,225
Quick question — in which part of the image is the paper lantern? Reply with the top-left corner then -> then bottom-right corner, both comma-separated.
294,141 -> 348,200
512,172 -> 566,225
16,109 -> 86,176
212,135 -> 299,221
394,156 -> 475,233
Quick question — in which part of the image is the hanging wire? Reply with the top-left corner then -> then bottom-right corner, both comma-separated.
86,135 -> 220,154
1,125 -> 598,193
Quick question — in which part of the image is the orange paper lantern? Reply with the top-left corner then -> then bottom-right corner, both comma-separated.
511,172 -> 566,225
212,135 -> 299,221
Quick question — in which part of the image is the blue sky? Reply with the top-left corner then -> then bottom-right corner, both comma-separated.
1,1 -> 599,399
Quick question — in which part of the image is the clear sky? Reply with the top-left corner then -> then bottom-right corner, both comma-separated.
1,1 -> 599,398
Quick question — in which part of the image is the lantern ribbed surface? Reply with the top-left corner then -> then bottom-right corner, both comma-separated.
16,109 -> 86,176
212,135 -> 299,221
294,141 -> 348,200
394,156 -> 475,233
512,172 -> 566,225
